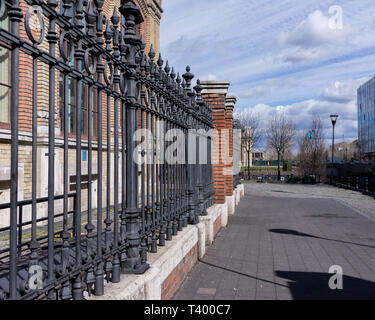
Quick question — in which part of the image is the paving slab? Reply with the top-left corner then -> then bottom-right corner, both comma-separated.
173,182 -> 375,300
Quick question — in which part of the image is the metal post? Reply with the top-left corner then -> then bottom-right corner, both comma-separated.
330,115 -> 338,185
330,124 -> 335,185
120,0 -> 148,274
8,0 -> 22,301
73,0 -> 84,300
183,67 -> 199,225
94,0 -> 105,295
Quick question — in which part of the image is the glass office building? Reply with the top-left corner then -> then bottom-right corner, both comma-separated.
358,77 -> 375,159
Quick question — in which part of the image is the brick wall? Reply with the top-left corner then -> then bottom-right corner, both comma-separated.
161,244 -> 198,300
225,97 -> 236,196
213,215 -> 222,238
201,82 -> 236,205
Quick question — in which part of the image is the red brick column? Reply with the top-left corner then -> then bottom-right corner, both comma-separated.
201,81 -> 230,205
225,96 -> 236,196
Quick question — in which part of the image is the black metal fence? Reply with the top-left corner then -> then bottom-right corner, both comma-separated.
327,163 -> 375,197
0,0 -> 214,300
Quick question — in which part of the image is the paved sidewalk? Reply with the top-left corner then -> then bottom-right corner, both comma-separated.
173,182 -> 375,300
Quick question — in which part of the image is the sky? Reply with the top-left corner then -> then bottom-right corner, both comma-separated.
159,0 -> 375,149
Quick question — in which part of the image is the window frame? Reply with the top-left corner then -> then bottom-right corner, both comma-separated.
59,75 -> 99,140
0,4 -> 11,129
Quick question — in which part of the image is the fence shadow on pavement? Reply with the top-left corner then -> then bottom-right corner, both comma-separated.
275,271 -> 375,300
269,229 -> 375,250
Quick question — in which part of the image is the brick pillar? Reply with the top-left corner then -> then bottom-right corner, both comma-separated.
225,96 -> 236,196
201,81 -> 230,205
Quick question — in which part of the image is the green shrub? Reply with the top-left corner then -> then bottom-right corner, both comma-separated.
283,162 -> 292,171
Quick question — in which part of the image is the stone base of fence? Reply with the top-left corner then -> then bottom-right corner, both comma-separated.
87,184 -> 245,300
235,184 -> 245,206
199,203 -> 227,246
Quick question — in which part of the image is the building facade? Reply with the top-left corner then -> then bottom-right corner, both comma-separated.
358,77 -> 375,160
0,0 -> 162,228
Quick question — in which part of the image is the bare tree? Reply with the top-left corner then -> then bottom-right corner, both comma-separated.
297,115 -> 326,182
234,110 -> 262,178
266,113 -> 296,180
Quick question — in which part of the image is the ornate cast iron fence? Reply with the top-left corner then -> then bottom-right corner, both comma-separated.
0,0 -> 214,300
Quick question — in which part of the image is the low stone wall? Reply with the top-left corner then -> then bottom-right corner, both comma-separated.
87,184 -> 245,300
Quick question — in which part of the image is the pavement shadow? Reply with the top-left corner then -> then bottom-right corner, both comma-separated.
198,259 -> 288,288
275,270 -> 375,300
269,228 -> 375,250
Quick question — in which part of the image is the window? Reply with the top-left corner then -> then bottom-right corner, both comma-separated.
0,7 -> 10,124
58,35 -> 98,138
59,76 -> 98,137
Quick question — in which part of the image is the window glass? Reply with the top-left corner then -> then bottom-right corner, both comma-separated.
59,76 -> 97,137
0,7 -> 10,124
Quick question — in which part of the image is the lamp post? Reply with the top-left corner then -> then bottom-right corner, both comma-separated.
330,115 -> 339,185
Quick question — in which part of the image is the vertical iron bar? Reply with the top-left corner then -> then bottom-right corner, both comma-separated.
60,72 -> 72,300
145,110 -> 152,232
46,1 -> 58,299
95,54 -> 104,296
172,121 -> 178,236
73,0 -> 85,298
155,116 -> 160,233
85,79 -> 95,295
183,126 -> 188,227
159,118 -> 166,246
120,99 -> 127,263
106,94 -> 111,249
151,110 -> 157,252
111,8 -> 121,282
104,93 -> 112,281
166,119 -> 172,240
87,84 -> 93,237
17,206 -> 22,258
112,71 -> 120,283
9,0 -> 22,299
140,109 -> 147,262
63,74 -> 69,253
29,54 -> 39,270
177,128 -> 184,231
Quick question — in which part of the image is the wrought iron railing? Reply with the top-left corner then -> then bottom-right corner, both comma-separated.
0,0 -> 214,300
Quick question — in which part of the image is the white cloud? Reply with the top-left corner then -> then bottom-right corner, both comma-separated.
318,78 -> 369,103
277,10 -> 351,49
276,10 -> 354,63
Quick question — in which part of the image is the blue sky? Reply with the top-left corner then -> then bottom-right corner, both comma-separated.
159,0 -> 375,147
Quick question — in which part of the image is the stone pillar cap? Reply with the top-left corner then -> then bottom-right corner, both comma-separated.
225,96 -> 237,108
201,81 -> 230,95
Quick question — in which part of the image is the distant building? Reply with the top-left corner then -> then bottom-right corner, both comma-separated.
328,140 -> 359,163
252,150 -> 264,162
358,77 -> 375,160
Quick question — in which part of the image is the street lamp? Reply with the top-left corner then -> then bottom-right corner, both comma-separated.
330,114 -> 339,185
